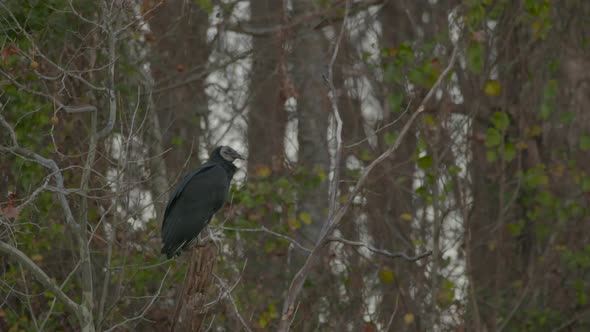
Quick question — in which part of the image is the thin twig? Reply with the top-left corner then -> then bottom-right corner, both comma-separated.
0,241 -> 86,323
326,237 -> 431,261
104,266 -> 171,332
385,295 -> 400,331
212,273 -> 253,332
344,101 -> 412,149
218,226 -> 311,253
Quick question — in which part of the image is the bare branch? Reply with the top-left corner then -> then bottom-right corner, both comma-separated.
16,175 -> 51,212
325,0 -> 350,215
0,241 -> 86,323
225,0 -> 385,36
212,273 -> 253,332
97,2 -> 118,139
0,68 -> 97,114
0,111 -> 94,331
326,237 -> 431,261
218,226 -> 311,253
104,266 -> 171,332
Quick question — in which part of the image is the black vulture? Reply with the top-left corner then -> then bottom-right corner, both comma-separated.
161,146 -> 243,259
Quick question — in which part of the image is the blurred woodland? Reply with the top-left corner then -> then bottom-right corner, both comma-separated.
1,0 -> 590,331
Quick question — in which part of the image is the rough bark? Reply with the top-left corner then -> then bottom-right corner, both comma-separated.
293,0 -> 330,246
248,0 -> 286,175
172,243 -> 217,332
149,0 -> 208,177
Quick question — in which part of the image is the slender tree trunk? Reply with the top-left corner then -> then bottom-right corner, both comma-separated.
292,1 -> 330,246
367,3 -> 419,329
149,0 -> 207,176
248,0 -> 286,175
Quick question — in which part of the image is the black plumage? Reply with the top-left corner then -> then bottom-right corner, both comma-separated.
161,146 -> 243,259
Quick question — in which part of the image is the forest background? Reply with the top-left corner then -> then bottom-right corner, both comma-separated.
1,0 -> 590,331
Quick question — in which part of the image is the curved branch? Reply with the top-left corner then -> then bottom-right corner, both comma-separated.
0,241 -> 84,320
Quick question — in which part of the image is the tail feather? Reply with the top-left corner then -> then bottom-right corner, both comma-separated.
161,240 -> 187,259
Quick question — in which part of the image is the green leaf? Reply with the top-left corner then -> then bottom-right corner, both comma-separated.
422,114 -> 436,127
268,304 -> 279,319
467,43 -> 483,74
578,288 -> 587,306
559,111 -> 575,124
171,136 -> 184,146
484,80 -> 501,96
397,43 -> 414,64
196,0 -> 214,13
387,93 -> 403,112
408,67 -> 426,87
506,219 -> 524,237
540,103 -> 552,120
492,112 -> 510,131
536,190 -> 553,207
487,149 -> 497,162
417,155 -> 433,169
379,268 -> 395,284
299,212 -> 312,225
288,218 -> 301,229
486,128 -> 502,147
540,80 -> 558,119
384,131 -> 398,145
580,134 -> 590,151
259,317 -> 268,328
264,241 -> 277,253
524,167 -> 549,189
504,142 -> 516,162
415,186 -> 428,198
400,213 -> 413,221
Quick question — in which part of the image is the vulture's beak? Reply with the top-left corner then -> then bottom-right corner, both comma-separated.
233,151 -> 245,161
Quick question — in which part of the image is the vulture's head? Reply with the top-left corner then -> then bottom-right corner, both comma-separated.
212,146 -> 244,163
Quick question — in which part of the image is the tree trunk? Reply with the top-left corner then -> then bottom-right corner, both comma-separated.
248,0 -> 286,175
172,243 -> 217,332
292,0 -> 330,246
149,0 -> 208,177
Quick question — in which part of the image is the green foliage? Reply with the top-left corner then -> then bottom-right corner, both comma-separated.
384,131 -> 398,146
437,279 -> 456,308
579,134 -> 590,151
484,80 -> 501,96
417,155 -> 433,170
524,0 -> 553,39
540,79 -> 558,120
381,40 -> 446,111
258,303 -> 279,328
229,166 -> 325,238
466,43 -> 484,74
506,219 -> 525,236
485,112 -> 516,163
195,0 -> 214,13
485,128 -> 502,148
379,267 -> 395,284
